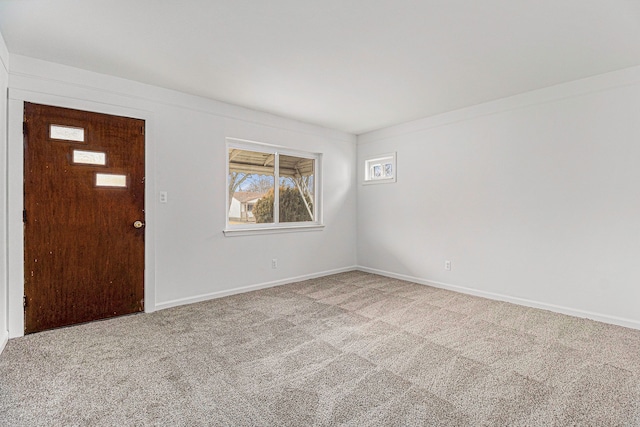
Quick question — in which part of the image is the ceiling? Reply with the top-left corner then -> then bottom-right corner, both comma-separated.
1,1 -> 640,135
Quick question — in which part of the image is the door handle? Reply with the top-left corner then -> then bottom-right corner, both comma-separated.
133,220 -> 145,229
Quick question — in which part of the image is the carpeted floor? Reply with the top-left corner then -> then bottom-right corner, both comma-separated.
1,271 -> 639,426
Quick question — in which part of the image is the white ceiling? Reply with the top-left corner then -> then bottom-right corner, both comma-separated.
1,1 -> 640,134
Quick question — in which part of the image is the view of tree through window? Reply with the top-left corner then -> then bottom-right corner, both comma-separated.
227,146 -> 317,227
278,154 -> 314,223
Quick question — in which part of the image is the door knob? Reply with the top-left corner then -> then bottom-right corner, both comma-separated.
133,220 -> 145,229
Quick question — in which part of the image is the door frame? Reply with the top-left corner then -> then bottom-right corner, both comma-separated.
7,90 -> 157,338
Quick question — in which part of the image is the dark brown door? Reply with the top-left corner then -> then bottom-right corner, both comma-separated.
23,102 -> 145,334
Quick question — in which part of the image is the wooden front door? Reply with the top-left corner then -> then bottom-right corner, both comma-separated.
23,103 -> 145,334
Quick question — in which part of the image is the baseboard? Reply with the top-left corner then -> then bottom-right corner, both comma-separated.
0,330 -> 8,355
357,265 -> 640,331
155,265 -> 358,311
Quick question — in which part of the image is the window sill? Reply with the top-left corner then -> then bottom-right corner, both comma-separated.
363,178 -> 396,185
223,224 -> 325,237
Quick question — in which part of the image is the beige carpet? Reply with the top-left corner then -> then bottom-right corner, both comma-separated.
1,271 -> 639,426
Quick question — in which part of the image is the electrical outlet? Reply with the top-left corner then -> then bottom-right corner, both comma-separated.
159,191 -> 168,203
445,260 -> 451,271
272,258 -> 278,269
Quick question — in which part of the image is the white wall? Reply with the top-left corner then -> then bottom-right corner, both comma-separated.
229,197 -> 242,219
6,55 -> 357,337
0,31 -> 9,351
358,66 -> 640,330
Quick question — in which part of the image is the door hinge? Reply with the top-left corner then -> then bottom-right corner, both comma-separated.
23,295 -> 27,308
23,121 -> 29,136
23,209 -> 27,223
141,126 -> 145,136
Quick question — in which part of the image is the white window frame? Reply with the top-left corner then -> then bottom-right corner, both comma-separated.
364,152 -> 396,184
224,138 -> 324,236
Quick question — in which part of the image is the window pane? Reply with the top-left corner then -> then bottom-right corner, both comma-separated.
278,155 -> 314,223
50,125 -> 85,142
96,173 -> 127,187
73,150 -> 106,166
228,149 -> 275,224
364,153 -> 396,183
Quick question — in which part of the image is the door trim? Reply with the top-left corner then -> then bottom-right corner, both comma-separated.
7,90 -> 156,338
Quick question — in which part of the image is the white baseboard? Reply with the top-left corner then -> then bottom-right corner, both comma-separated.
155,266 -> 358,311
357,265 -> 640,331
0,330 -> 8,355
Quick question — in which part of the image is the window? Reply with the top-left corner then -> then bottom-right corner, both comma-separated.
225,138 -> 322,235
364,152 -> 396,184
50,124 -> 85,142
